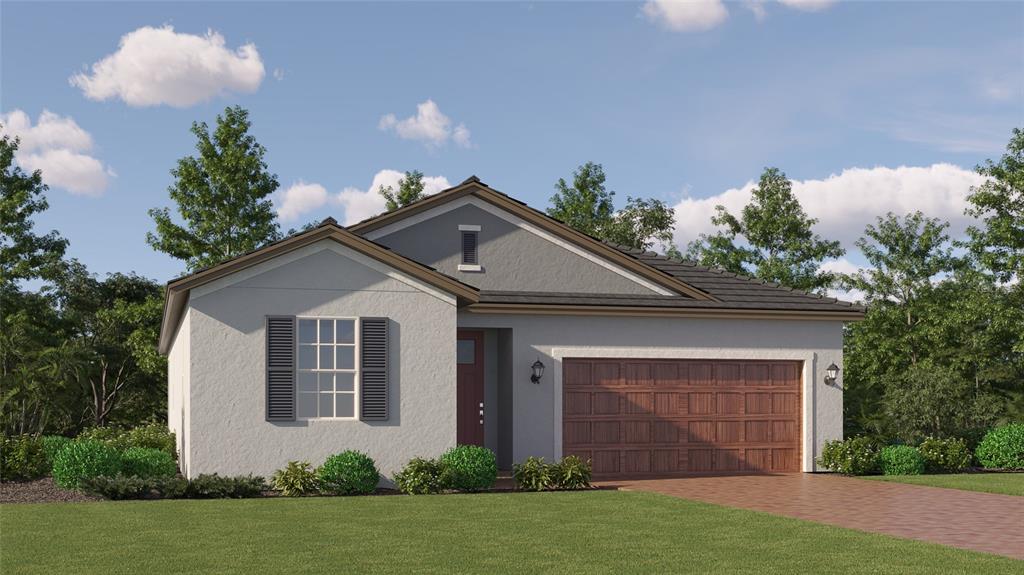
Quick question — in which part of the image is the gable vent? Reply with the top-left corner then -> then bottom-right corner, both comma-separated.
360,317 -> 389,420
266,316 -> 296,421
461,231 -> 478,265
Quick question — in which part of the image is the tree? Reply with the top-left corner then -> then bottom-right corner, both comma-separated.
147,106 -> 281,271
548,162 -> 676,250
884,361 -> 1001,443
686,167 -> 844,293
378,170 -> 427,211
965,127 -> 1023,285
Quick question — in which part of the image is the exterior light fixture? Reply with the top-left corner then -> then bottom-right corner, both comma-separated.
530,359 -> 545,384
825,363 -> 840,385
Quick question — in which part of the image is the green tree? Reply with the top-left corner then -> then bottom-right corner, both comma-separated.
686,167 -> 844,293
548,162 -> 676,250
147,106 -> 281,271
965,127 -> 1023,285
378,170 -> 427,211
884,361 -> 1001,443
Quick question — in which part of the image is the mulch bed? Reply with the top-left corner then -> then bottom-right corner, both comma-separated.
0,477 -> 100,504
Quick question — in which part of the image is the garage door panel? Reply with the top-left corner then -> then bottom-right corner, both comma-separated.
563,358 -> 801,478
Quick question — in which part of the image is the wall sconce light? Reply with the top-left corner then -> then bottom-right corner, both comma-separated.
530,359 -> 545,384
824,363 -> 840,385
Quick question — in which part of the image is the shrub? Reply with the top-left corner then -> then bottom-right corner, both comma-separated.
880,445 -> 925,476
186,474 -> 266,498
52,440 -> 122,488
41,436 -> 72,468
317,451 -> 379,495
817,437 -> 881,475
0,435 -> 49,481
81,474 -> 188,500
918,437 -> 972,473
78,424 -> 176,459
975,423 -> 1024,470
512,457 -> 551,491
271,461 -> 319,496
394,457 -> 450,495
121,447 -> 177,479
440,445 -> 497,492
550,455 -> 592,490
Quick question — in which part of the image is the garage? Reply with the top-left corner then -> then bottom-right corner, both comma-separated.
562,359 -> 802,478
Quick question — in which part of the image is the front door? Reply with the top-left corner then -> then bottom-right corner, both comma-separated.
456,330 -> 485,446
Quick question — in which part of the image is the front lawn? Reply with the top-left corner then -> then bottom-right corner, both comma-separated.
2,491 -> 1019,574
864,472 -> 1024,496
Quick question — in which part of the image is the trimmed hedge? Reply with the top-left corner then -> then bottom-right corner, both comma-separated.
394,457 -> 450,495
918,437 -> 971,473
440,445 -> 497,492
975,423 -> 1024,470
81,474 -> 188,500
185,474 -> 266,498
121,447 -> 177,479
78,424 -> 176,459
52,440 -> 122,488
817,437 -> 881,475
41,436 -> 73,468
317,451 -> 379,495
880,445 -> 925,475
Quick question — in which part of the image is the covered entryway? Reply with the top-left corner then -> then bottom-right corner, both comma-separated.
562,359 -> 801,478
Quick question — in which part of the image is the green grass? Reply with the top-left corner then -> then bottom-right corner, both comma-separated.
864,472 -> 1024,496
2,491 -> 1019,574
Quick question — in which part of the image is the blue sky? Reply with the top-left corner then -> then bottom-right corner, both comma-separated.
2,1 -> 1022,285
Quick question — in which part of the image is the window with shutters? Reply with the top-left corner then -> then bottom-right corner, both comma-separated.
296,317 -> 358,420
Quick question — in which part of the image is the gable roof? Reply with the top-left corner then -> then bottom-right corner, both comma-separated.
348,176 -> 716,301
157,219 -> 479,354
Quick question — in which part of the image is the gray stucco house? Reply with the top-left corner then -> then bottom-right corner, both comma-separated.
159,176 -> 863,480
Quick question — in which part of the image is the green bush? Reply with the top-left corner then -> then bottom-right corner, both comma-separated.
550,455 -> 592,490
975,423 -> 1024,470
78,424 -> 176,459
317,451 -> 379,495
880,445 -> 925,475
41,436 -> 72,468
512,457 -> 551,491
394,457 -> 450,495
440,445 -> 497,492
81,474 -> 188,500
271,461 -> 319,496
0,435 -> 49,481
817,437 -> 881,475
186,474 -> 266,498
51,440 -> 122,489
918,437 -> 972,473
121,447 -> 177,479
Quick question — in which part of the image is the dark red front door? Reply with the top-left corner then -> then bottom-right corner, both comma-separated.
456,330 -> 484,446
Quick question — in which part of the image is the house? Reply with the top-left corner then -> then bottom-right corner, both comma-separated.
158,176 -> 863,480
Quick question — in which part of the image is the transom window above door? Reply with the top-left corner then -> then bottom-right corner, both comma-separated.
297,318 -> 358,419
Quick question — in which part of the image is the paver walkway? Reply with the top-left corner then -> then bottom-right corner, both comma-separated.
606,474 -> 1024,560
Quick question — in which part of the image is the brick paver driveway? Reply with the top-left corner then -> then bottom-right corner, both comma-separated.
608,474 -> 1024,560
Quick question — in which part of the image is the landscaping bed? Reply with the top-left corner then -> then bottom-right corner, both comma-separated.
0,477 -> 100,504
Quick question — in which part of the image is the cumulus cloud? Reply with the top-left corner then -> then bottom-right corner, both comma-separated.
672,164 -> 985,255
0,109 -> 113,196
641,0 -> 729,32
379,100 -> 472,149
274,170 -> 451,225
70,25 -> 264,108
777,0 -> 837,11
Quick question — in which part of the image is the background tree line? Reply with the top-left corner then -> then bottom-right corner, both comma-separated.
2,105 -> 1020,444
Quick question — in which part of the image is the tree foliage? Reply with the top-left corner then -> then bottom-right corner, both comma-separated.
686,167 -> 844,294
147,106 -> 281,271
965,127 -> 1024,285
548,162 -> 675,250
378,170 -> 427,212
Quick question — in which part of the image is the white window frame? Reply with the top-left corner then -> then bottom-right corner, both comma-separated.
458,224 -> 482,271
296,316 -> 360,421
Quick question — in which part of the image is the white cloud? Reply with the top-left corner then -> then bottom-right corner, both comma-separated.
274,170 -> 451,225
672,163 -> 985,256
276,181 -> 329,222
70,25 -> 264,108
641,0 -> 729,32
379,100 -> 472,148
777,0 -> 837,11
273,68 -> 285,82
745,1 -> 767,21
820,258 -> 867,302
0,109 -> 112,196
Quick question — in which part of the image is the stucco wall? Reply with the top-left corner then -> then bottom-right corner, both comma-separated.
183,241 -> 457,479
167,307 -> 191,475
372,203 -> 661,295
458,313 -> 845,472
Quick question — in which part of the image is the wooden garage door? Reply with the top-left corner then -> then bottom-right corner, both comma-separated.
562,359 -> 801,477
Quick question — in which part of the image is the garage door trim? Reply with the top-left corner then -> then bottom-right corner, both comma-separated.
551,347 -> 816,473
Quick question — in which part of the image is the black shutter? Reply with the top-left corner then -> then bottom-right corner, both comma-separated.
360,317 -> 389,421
461,231 -> 478,264
266,316 -> 296,421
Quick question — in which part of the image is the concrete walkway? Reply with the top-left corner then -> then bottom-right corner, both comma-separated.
606,474 -> 1024,560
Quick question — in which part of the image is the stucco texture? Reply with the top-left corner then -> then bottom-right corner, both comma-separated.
180,241 -> 457,479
